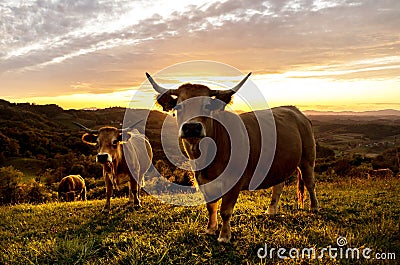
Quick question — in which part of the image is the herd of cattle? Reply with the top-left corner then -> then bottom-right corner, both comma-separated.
57,73 -> 397,243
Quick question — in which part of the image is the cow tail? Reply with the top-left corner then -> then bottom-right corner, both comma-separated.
297,167 -> 305,209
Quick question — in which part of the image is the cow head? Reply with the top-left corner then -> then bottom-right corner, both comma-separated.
73,121 -> 142,168
58,191 -> 75,202
146,72 -> 251,140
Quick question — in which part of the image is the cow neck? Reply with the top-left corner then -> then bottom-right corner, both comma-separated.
117,145 -> 129,173
201,116 -> 231,179
105,146 -> 124,175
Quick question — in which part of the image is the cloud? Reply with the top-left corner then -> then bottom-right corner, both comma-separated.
0,0 -> 399,99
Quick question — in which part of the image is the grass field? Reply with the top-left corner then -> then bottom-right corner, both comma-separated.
0,177 -> 399,264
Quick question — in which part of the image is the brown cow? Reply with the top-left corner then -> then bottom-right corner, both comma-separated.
74,121 -> 153,213
147,72 -> 318,243
58,175 -> 86,202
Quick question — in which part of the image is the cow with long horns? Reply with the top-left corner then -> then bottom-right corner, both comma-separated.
74,121 -> 153,212
146,72 -> 319,243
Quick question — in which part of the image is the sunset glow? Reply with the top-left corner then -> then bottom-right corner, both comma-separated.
1,0 -> 399,112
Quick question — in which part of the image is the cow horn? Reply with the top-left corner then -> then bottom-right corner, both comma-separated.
120,119 -> 144,133
72,122 -> 98,134
230,72 -> 252,93
146,72 -> 169,94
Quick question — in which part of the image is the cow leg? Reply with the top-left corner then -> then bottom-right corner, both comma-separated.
67,191 -> 75,202
267,182 -> 284,215
218,189 -> 240,243
102,173 -> 113,213
300,163 -> 319,212
81,187 -> 87,201
205,201 -> 219,235
297,167 -> 305,209
128,177 -> 141,209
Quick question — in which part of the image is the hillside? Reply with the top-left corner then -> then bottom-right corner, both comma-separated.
0,99 -> 180,181
309,115 -> 400,158
1,99 -> 400,176
304,109 -> 400,116
1,178 -> 399,264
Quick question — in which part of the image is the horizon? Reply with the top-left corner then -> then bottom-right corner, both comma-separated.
3,97 -> 400,115
1,1 -> 400,112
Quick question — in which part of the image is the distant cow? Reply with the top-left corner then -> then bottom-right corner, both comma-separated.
74,121 -> 153,213
147,72 -> 319,243
367,169 -> 394,178
58,175 -> 86,202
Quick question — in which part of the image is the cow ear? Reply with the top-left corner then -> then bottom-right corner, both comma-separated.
118,132 -> 132,144
214,91 -> 234,105
156,93 -> 177,112
206,98 -> 226,111
82,133 -> 97,146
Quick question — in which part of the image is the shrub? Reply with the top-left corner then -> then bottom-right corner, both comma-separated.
0,166 -> 24,205
316,143 -> 335,159
333,159 -> 352,177
25,180 -> 55,204
0,166 -> 56,205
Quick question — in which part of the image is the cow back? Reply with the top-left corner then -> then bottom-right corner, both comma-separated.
241,106 -> 314,189
123,130 -> 153,177
58,175 -> 85,193
58,176 -> 74,193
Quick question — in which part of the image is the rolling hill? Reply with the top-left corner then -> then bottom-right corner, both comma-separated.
304,109 -> 400,116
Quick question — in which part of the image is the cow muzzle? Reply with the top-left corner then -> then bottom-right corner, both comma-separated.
180,122 -> 206,138
96,153 -> 112,164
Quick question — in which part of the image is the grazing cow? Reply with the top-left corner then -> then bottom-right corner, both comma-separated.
58,175 -> 86,202
367,168 -> 394,179
74,121 -> 153,212
147,72 -> 319,243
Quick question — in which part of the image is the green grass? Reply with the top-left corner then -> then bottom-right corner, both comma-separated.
1,178 -> 399,264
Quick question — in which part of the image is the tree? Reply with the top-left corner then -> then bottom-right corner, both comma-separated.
0,131 -> 20,160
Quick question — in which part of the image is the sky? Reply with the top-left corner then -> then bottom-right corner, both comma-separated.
1,0 -> 399,111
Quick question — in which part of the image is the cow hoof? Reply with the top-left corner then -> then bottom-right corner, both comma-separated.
217,236 -> 231,244
267,207 -> 277,215
310,207 -> 319,213
205,227 -> 218,235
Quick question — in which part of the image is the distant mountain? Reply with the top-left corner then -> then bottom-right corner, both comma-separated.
304,109 -> 400,116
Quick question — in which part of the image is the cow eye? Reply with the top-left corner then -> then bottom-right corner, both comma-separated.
205,101 -> 221,111
173,104 -> 182,115
173,104 -> 182,111
112,139 -> 118,146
